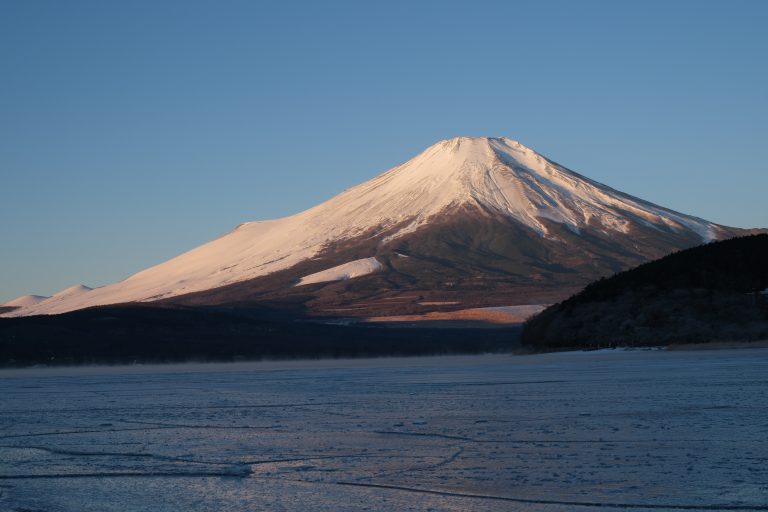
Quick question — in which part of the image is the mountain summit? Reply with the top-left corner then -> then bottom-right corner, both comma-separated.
6,137 -> 758,317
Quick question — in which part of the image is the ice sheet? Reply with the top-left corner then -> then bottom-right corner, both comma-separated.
1,349 -> 767,511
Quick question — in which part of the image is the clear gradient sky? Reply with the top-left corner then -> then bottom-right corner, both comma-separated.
1,0 -> 767,302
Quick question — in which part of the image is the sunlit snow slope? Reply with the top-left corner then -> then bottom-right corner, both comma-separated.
9,137 -> 732,316
1,294 -> 49,308
296,258 -> 383,287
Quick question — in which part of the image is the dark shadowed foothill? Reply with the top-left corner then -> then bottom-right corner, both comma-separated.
0,304 -> 521,367
522,234 -> 768,350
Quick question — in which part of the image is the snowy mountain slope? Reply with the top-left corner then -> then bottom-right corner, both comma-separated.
6,136 -> 750,317
24,285 -> 93,314
169,207 -> 727,318
2,294 -> 49,308
296,258 -> 383,286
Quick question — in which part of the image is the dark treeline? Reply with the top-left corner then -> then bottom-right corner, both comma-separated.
522,234 -> 768,350
0,304 -> 520,367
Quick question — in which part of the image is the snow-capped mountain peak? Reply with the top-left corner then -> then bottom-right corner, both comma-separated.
305,135 -> 719,241
5,137 -> 738,317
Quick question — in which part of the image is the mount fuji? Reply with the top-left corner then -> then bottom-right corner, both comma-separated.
4,136 -> 760,318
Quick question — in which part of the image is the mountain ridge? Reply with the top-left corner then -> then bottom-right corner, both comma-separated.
5,136 -> 760,317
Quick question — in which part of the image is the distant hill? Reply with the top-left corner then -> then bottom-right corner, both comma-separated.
522,234 -> 768,350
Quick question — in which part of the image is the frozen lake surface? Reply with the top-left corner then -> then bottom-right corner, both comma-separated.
1,349 -> 767,511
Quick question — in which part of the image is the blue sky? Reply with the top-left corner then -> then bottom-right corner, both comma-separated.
1,0 -> 767,302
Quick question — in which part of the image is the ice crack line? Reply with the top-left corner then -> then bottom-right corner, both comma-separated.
0,445 -> 374,469
118,419 -> 277,430
373,431 -> 473,441
372,430 -> 761,445
0,470 -> 251,480
0,426 -> 177,440
0,444 -> 245,467
366,446 -> 464,480
2,401 -> 346,414
326,481 -> 768,511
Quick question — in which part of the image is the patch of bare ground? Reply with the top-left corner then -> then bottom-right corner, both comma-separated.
365,305 -> 546,327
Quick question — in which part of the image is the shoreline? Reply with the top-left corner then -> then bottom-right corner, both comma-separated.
3,342 -> 768,378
